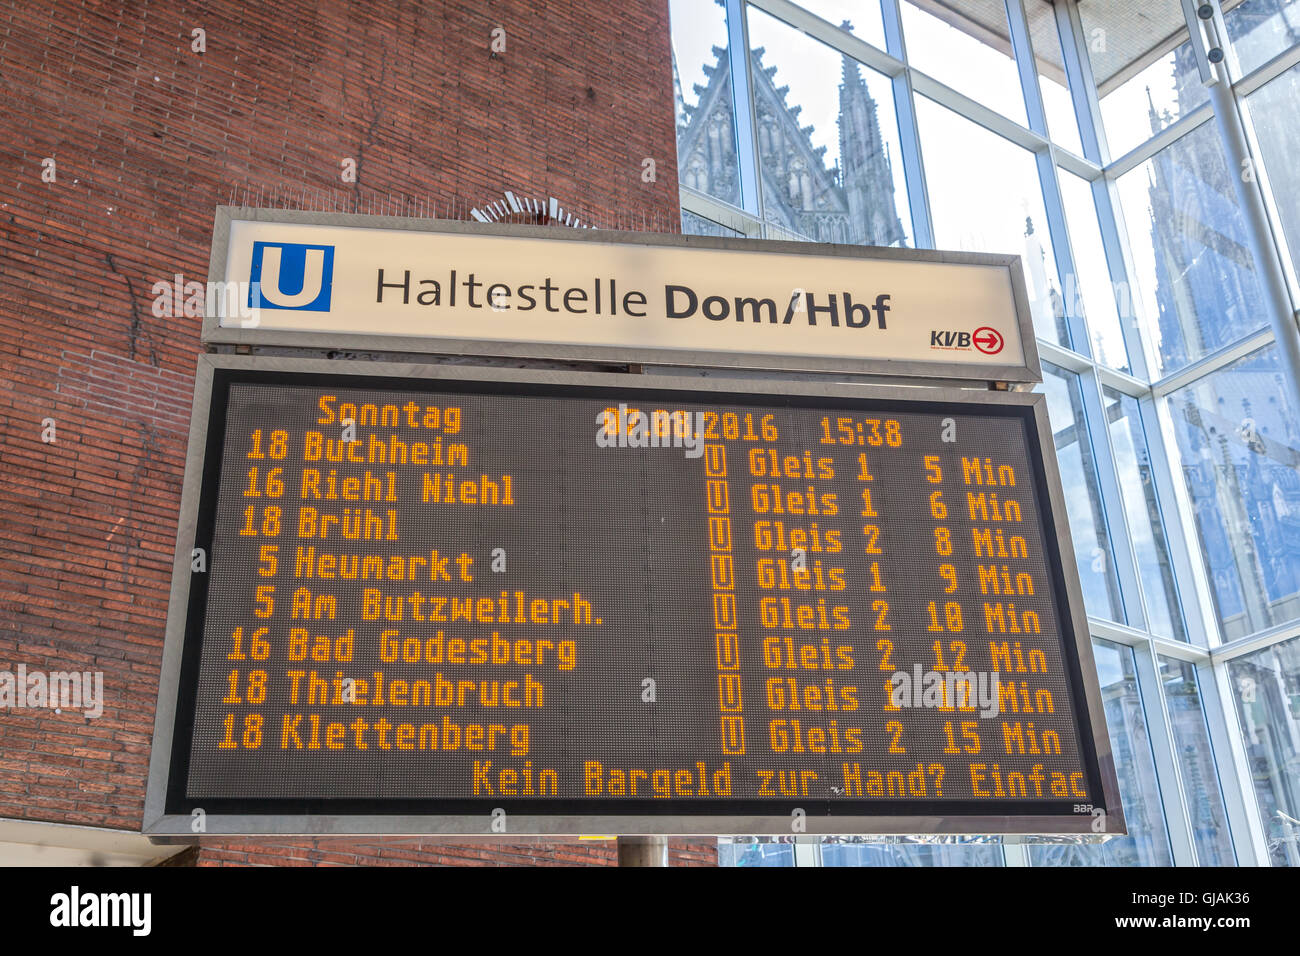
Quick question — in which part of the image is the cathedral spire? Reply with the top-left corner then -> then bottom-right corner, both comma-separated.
837,26 -> 905,246
671,50 -> 688,132
1146,84 -> 1162,137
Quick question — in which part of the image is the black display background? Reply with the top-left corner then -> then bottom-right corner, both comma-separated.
163,367 -> 1108,822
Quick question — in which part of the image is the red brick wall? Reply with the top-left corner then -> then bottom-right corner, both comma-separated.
0,0 -> 703,865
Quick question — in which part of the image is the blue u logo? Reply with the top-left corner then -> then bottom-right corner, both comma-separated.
248,241 -> 334,311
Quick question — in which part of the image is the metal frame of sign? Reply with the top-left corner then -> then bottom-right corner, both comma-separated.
143,354 -> 1122,839
200,207 -> 1042,385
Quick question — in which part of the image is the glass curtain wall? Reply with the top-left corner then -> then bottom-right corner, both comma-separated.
672,0 -> 1300,867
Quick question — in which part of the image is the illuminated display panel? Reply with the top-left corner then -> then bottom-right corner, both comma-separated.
156,362 -> 1117,831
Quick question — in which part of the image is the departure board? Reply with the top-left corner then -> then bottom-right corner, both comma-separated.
154,361 -> 1118,834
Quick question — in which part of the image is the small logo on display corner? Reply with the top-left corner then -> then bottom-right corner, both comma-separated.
929,326 -> 1004,355
248,241 -> 334,311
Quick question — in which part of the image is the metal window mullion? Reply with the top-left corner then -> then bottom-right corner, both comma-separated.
891,74 -> 935,249
1056,0 -> 1109,165
1104,107 -> 1214,181
1091,615 -> 1211,660
1063,14 -> 1161,387
1149,328 -> 1275,398
1147,630 -> 1210,662
726,0 -> 762,218
1002,842 -> 1030,866
881,0 -> 907,60
1036,148 -> 1093,357
881,0 -> 935,249
1037,338 -> 1091,373
679,187 -> 764,238
1095,363 -> 1149,397
1210,618 -> 1300,664
1149,390 -> 1228,650
746,0 -> 904,76
1133,391 -> 1213,648
1005,0 -> 1048,140
909,70 -> 1049,153
1202,658 -> 1270,864
1132,640 -> 1200,865
1056,149 -> 1103,182
1093,174 -> 1156,384
792,838 -> 819,867
1087,616 -> 1146,648
1078,366 -> 1148,630
1233,39 -> 1300,97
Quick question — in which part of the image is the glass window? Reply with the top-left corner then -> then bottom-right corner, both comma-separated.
681,210 -> 743,237
1115,121 -> 1270,375
796,0 -> 887,52
1228,634 -> 1300,866
746,7 -> 912,247
1059,170 -> 1130,372
821,839 -> 1003,866
1159,657 -> 1236,866
1225,0 -> 1300,77
1074,0 -> 1208,158
914,95 -> 1066,345
1026,0 -> 1084,155
718,840 -> 795,867
1103,388 -> 1185,640
1096,39 -> 1208,160
671,0 -> 744,208
1029,640 -> 1174,865
1165,345 -> 1300,639
900,0 -> 1027,127
1245,61 -> 1300,298
1037,365 -> 1124,622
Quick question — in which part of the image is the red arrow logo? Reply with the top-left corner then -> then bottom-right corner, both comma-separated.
972,327 -> 1004,355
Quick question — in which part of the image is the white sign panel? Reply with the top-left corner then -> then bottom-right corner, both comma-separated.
204,209 -> 1040,383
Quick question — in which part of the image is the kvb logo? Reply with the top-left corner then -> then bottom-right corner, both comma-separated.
248,241 -> 334,311
929,326 -> 1005,354
929,330 -> 971,349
